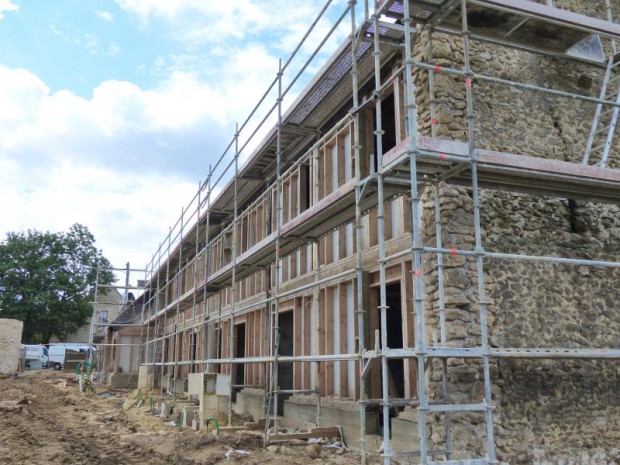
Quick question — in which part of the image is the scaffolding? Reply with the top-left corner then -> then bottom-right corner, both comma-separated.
96,0 -> 620,463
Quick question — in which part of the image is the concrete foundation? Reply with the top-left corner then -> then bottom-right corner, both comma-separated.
390,411 -> 420,453
108,373 -> 138,388
233,389 -> 265,421
181,406 -> 199,427
171,378 -> 186,394
283,398 -> 379,449
0,319 -> 23,374
137,365 -> 153,389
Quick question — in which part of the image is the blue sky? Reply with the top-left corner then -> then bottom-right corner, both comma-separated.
0,0 -> 164,97
0,0 -> 354,283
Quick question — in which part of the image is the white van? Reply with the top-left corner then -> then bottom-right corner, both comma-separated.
48,344 -> 94,370
20,344 -> 49,369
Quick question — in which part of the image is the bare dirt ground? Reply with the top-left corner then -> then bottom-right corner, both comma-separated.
0,370 -> 374,465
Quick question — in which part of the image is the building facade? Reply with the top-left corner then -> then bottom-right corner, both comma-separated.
126,1 -> 620,463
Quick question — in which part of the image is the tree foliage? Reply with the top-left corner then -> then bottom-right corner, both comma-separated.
0,224 -> 115,343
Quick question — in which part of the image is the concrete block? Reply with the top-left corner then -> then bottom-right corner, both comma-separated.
192,419 -> 200,431
188,373 -> 217,397
215,374 -> 230,396
171,378 -> 186,394
181,406 -> 199,427
391,415 -> 420,453
161,402 -> 172,419
138,365 -> 150,389
108,373 -> 138,388
187,373 -> 203,396
283,400 -> 379,450
233,389 -> 265,421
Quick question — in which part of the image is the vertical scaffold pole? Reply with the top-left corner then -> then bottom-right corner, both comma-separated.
461,0 -> 496,460
350,0 -> 367,462
88,266 -> 100,368
203,166 -> 213,373
433,179 -> 452,459
272,58 -> 284,434
372,12 -> 392,465
228,124 -> 240,427
313,147 -> 322,429
401,0 -> 429,462
313,236 -> 322,428
144,263 -> 151,369
155,243 -> 164,388
190,181 -> 201,375
160,230 -> 172,394
173,208 -> 184,384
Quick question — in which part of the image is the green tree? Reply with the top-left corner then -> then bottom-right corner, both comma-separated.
0,224 -> 115,343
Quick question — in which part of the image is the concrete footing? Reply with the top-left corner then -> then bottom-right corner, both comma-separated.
107,373 -> 138,388
283,398 -> 379,449
391,412 -> 420,452
234,389 -> 265,421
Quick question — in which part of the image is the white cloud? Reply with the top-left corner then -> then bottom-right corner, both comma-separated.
113,0 -> 353,155
115,0 -> 349,52
0,0 -> 357,271
0,0 -> 18,20
83,33 -> 100,54
96,10 -> 115,22
0,159 -> 197,270
108,43 -> 121,56
0,65 -> 233,267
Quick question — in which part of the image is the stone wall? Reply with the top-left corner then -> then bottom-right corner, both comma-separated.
0,319 -> 23,374
409,2 -> 620,462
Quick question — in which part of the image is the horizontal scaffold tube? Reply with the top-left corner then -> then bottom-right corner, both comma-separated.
382,245 -> 620,269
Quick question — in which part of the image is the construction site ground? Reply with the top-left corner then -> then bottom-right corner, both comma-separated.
0,370 -> 377,465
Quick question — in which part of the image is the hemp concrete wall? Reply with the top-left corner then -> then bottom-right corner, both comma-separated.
0,319 -> 24,374
412,2 -> 619,462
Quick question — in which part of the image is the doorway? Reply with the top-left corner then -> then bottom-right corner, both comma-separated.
234,323 -> 246,401
278,311 -> 294,392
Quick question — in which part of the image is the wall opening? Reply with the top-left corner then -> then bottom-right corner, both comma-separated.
385,283 -> 405,400
373,92 -> 398,156
277,310 -> 295,414
234,322 -> 246,402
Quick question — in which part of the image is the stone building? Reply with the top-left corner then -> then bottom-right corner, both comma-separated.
114,1 -> 620,463
49,288 -> 123,345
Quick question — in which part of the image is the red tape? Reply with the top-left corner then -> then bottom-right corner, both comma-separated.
466,77 -> 472,88
414,270 -> 422,278
439,153 -> 446,160
430,118 -> 437,126
449,249 -> 457,255
434,65 -> 442,73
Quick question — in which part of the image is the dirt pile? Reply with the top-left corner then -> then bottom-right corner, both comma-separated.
0,371 -> 376,465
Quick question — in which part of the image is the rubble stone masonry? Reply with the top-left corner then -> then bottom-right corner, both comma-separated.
410,1 -> 620,463
0,319 -> 23,374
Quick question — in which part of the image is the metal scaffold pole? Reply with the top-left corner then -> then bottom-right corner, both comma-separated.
190,181 -> 201,376
433,179 -> 453,460
372,11 -> 392,465
427,25 -> 453,459
87,265 -> 101,367
228,124 -> 240,427
400,0 -> 429,462
460,0 -> 496,460
350,0 -> 368,461
154,244 -> 164,388
173,208 -> 184,384
160,231 -> 172,394
268,58 -> 285,437
203,166 -> 213,374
